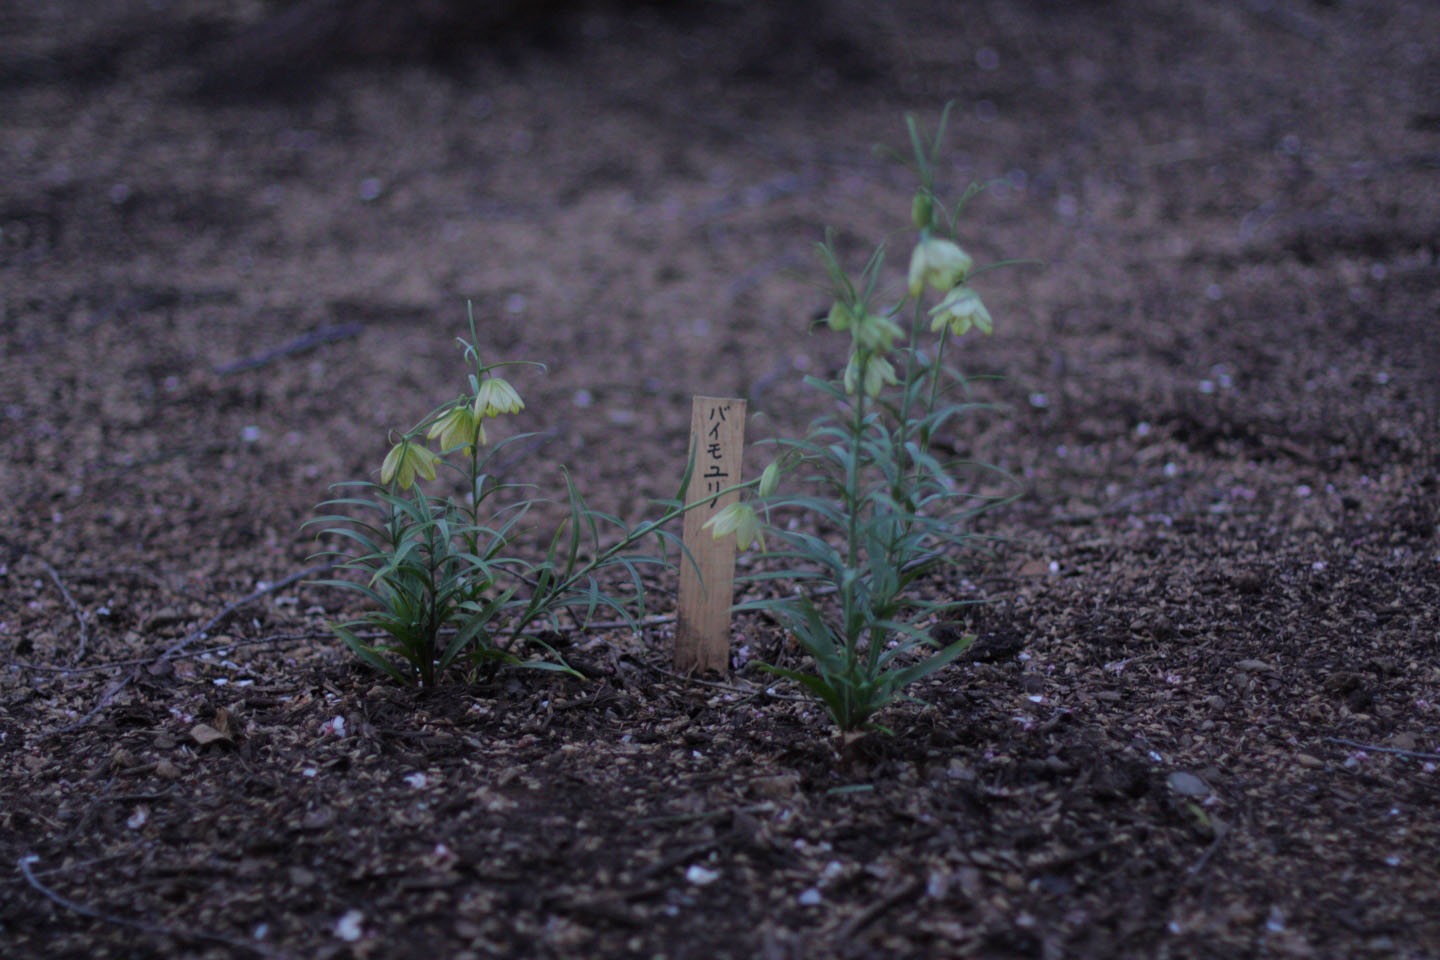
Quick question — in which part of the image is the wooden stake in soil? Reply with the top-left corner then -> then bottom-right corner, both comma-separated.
675,396 -> 746,675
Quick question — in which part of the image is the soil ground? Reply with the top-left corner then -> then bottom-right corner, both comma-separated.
2,1 -> 1439,957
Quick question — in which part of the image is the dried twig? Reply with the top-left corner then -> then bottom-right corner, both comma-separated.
1238,0 -> 1326,47
634,803 -> 776,827
4,632 -> 325,675
213,322 -> 363,375
157,564 -> 336,665
575,614 -> 676,631
42,564 -> 336,738
835,875 -> 925,941
38,559 -> 88,663
637,658 -> 809,702
18,855 -> 292,958
1326,737 -> 1440,762
1186,823 -> 1231,877
633,838 -> 725,882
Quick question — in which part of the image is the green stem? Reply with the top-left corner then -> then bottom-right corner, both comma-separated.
467,438 -> 482,556
843,361 -> 866,673
504,475 -> 761,643
423,496 -> 439,687
921,328 -> 950,451
894,297 -> 926,468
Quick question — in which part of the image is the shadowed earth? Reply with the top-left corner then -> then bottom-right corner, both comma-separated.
2,1 -> 1438,957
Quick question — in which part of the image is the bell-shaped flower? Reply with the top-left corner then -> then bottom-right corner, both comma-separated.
826,301 -> 854,332
473,376 -> 524,419
427,405 -> 486,457
907,235 -> 973,297
929,285 -> 993,337
380,440 -> 439,490
842,352 -> 900,397
852,309 -> 904,354
703,501 -> 766,552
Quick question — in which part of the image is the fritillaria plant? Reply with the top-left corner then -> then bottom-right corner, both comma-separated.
710,108 -> 1022,730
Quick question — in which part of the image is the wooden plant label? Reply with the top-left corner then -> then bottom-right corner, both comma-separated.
675,395 -> 746,675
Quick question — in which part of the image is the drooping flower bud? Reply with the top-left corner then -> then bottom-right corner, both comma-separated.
473,376 -> 524,418
911,192 -> 933,230
703,501 -> 766,552
929,285 -> 993,337
380,440 -> 439,490
842,352 -> 900,397
427,404 -> 485,457
758,461 -> 780,498
907,236 -> 973,297
852,309 -> 904,354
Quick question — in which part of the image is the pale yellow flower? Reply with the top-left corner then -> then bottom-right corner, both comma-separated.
473,376 -> 524,419
826,301 -> 853,332
852,309 -> 904,354
842,352 -> 899,397
427,405 -> 485,456
907,236 -> 972,297
703,502 -> 766,552
380,440 -> 438,490
929,285 -> 993,337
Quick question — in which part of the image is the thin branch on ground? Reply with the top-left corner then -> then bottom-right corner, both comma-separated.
634,803 -> 777,827
1186,824 -> 1231,877
18,855 -> 293,959
1238,0 -> 1326,46
835,875 -> 925,941
633,838 -> 726,882
38,559 -> 88,664
571,614 -> 676,631
637,659 -> 810,702
212,322 -> 364,375
1326,737 -> 1440,762
42,564 -> 337,738
3,632 -> 327,675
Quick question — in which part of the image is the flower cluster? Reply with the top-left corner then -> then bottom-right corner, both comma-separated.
817,208 -> 991,402
380,374 -> 525,490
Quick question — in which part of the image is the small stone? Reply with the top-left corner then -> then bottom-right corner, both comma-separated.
334,910 -> 364,941
1295,754 -> 1323,768
190,723 -> 228,746
947,759 -> 975,781
1386,733 -> 1418,751
1235,659 -> 1275,674
798,888 -> 822,906
685,864 -> 719,886
155,759 -> 182,780
302,807 -> 335,830
1167,771 -> 1211,798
